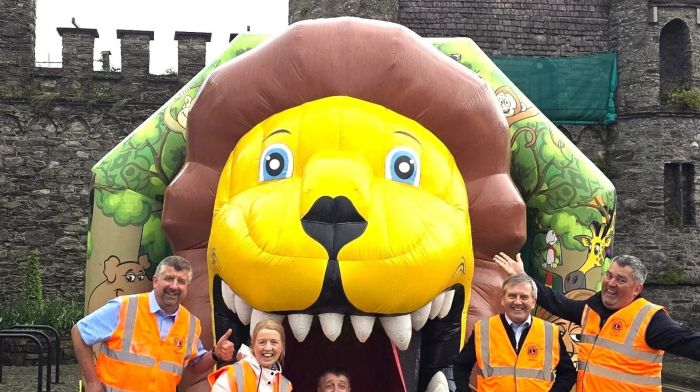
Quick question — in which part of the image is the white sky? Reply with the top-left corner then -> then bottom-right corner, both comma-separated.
35,0 -> 289,74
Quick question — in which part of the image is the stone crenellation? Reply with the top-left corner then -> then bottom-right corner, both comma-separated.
2,0 -> 700,333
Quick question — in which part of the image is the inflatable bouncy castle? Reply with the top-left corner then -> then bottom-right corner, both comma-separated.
85,18 -> 615,391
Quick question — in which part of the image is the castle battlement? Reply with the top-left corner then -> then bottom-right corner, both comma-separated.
1,23 -> 223,105
54,27 -> 213,79
0,0 -> 227,102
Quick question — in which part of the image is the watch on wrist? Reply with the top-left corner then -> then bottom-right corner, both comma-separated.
211,350 -> 221,362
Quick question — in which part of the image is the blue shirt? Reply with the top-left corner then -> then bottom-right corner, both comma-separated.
76,291 -> 207,359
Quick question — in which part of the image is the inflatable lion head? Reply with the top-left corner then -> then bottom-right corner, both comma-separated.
163,17 -> 525,391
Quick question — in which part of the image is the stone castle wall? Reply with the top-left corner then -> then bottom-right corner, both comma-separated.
3,0 -> 700,330
398,0 -> 610,56
607,0 -> 700,329
0,100 -> 160,301
0,1 -> 212,302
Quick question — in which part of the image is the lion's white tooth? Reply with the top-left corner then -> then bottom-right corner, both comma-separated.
235,295 -> 253,325
429,292 -> 445,320
221,282 -> 237,314
249,310 -> 285,336
319,313 -> 344,341
425,371 -> 449,392
288,314 -> 314,342
438,290 -> 455,319
249,309 -> 264,335
350,315 -> 375,343
380,314 -> 412,351
411,302 -> 431,331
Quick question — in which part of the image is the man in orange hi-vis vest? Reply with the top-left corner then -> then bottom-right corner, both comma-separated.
453,273 -> 576,391
494,253 -> 700,392
71,256 -> 236,392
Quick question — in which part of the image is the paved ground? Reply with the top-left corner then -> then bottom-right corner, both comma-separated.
0,363 -> 80,392
0,357 -> 698,391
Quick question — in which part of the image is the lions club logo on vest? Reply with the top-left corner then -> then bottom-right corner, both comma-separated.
610,319 -> 627,336
172,336 -> 185,353
526,343 -> 540,358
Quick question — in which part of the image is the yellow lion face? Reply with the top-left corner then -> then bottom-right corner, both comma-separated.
209,96 -> 473,317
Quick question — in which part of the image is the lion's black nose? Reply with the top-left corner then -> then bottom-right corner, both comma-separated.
301,196 -> 367,314
301,196 -> 367,260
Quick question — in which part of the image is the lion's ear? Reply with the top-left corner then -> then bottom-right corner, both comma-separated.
103,256 -> 120,283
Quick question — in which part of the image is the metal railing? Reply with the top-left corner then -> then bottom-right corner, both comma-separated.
0,324 -> 62,392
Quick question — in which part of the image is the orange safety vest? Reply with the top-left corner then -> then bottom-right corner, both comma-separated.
474,315 -> 560,392
95,293 -> 202,392
208,361 -> 292,392
577,298 -> 665,392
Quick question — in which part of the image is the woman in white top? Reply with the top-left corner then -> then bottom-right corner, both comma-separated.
208,319 -> 293,392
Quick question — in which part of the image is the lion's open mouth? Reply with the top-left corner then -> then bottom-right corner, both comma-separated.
212,276 -> 464,391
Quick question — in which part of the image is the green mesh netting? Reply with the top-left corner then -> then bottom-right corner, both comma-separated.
492,52 -> 618,125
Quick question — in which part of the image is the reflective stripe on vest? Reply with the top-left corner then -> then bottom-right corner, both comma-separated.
231,362 -> 290,392
185,312 -> 197,359
99,297 -> 156,367
159,360 -> 183,375
99,295 -> 197,377
479,319 -> 555,381
480,320 -> 493,377
579,361 -> 661,386
233,362 -> 245,392
580,303 -> 662,363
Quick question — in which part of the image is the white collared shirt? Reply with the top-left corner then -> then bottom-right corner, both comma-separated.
505,314 -> 532,350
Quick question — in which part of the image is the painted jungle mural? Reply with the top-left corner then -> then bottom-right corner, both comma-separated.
430,39 -> 616,294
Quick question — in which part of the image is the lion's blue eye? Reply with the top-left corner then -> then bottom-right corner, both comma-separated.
259,144 -> 293,182
385,147 -> 420,186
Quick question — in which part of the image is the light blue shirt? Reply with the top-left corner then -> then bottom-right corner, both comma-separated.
505,314 -> 532,350
76,291 -> 206,358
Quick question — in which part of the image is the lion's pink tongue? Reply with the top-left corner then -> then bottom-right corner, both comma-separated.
284,318 -> 406,391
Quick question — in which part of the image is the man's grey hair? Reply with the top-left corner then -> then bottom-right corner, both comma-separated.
612,254 -> 647,284
502,273 -> 538,299
154,255 -> 193,281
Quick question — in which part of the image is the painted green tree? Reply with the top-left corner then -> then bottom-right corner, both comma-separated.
86,35 -> 269,271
